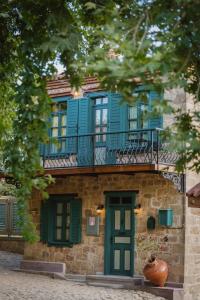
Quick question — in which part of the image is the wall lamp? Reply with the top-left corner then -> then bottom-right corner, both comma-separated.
96,205 -> 104,214
134,204 -> 142,215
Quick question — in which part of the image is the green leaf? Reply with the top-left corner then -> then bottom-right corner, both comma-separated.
85,2 -> 96,10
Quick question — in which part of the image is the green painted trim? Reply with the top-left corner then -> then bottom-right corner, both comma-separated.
131,194 -> 136,276
104,191 -> 134,197
44,195 -> 78,247
104,194 -> 111,275
84,91 -> 109,98
134,84 -> 161,92
104,191 -> 136,276
47,241 -> 73,247
51,96 -> 72,102
49,194 -> 74,201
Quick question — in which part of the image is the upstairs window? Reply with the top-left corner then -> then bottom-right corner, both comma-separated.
50,101 -> 67,154
93,96 -> 108,144
128,102 -> 148,141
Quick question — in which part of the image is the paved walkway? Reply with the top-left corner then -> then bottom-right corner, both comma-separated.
0,251 -> 165,300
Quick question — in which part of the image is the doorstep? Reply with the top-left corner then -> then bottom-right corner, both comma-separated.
86,274 -> 143,289
85,275 -> 184,300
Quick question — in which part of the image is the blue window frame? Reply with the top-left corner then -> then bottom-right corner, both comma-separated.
50,101 -> 67,154
128,101 -> 148,141
93,96 -> 108,145
54,200 -> 70,242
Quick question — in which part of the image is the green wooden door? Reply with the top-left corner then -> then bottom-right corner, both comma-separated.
105,193 -> 135,276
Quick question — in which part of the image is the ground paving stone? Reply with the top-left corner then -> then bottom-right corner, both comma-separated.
0,251 -> 165,300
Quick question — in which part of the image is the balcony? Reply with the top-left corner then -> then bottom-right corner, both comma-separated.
41,129 -> 179,175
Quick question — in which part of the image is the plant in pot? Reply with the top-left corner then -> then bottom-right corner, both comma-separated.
136,234 -> 168,287
143,254 -> 168,287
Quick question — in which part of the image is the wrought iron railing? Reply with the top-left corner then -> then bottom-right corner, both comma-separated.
40,129 -> 179,169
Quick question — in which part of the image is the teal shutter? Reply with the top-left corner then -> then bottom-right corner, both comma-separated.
48,200 -> 55,243
40,200 -> 48,243
149,91 -> 163,129
78,97 -> 93,166
108,93 -> 126,150
107,93 -> 127,164
120,102 -> 128,147
66,99 -> 78,154
70,198 -> 82,244
11,202 -> 21,235
0,202 -> 7,235
107,93 -> 120,164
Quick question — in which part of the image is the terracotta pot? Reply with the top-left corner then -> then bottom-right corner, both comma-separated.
143,255 -> 168,287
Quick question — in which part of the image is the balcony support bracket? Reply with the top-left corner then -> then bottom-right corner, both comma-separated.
161,172 -> 185,193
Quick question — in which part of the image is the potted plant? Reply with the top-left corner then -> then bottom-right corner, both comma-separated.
143,254 -> 168,287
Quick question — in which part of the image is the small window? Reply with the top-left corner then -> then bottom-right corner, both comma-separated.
0,197 -> 21,237
94,97 -> 108,105
102,97 -> 108,104
121,197 -> 132,204
40,196 -> 82,246
109,197 -> 120,205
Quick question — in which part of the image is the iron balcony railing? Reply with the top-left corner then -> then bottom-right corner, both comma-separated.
41,128 -> 179,169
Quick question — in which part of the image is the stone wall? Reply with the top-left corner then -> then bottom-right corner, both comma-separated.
24,173 -> 184,282
0,239 -> 24,254
183,172 -> 200,300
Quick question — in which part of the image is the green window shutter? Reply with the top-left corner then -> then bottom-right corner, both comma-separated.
0,202 -> 8,235
69,198 -> 82,244
78,97 -> 93,166
40,200 -> 48,243
11,202 -> 21,235
66,99 -> 78,154
108,93 -> 127,149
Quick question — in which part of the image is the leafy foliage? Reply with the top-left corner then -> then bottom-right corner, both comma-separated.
0,0 -> 200,241
81,1 -> 200,171
0,180 -> 16,197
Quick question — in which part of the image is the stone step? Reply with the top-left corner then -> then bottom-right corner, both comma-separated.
86,274 -> 144,287
87,281 -> 125,289
65,273 -> 86,282
20,260 -> 66,275
144,280 -> 183,289
138,286 -> 184,300
13,268 -> 66,280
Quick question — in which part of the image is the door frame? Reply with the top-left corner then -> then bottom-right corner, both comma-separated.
104,191 -> 136,276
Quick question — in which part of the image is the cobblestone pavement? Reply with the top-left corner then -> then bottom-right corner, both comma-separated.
0,251 -> 22,269
0,251 -> 165,300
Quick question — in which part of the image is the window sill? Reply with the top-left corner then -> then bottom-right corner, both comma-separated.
46,241 -> 73,248
0,235 -> 24,241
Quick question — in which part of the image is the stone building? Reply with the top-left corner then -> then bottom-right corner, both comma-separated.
1,75 -> 199,299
